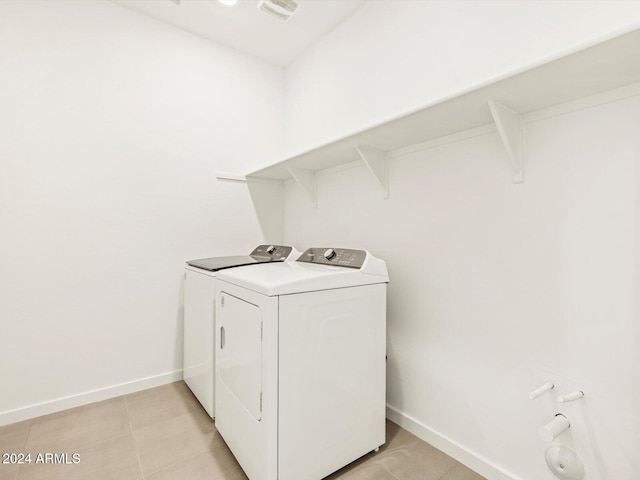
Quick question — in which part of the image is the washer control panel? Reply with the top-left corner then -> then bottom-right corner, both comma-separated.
250,245 -> 294,260
297,248 -> 366,269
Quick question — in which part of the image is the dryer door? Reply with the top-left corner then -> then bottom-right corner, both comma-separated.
217,292 -> 262,420
215,281 -> 278,480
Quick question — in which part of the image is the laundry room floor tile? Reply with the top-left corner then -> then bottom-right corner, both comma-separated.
0,419 -> 31,480
326,461 -> 400,480
0,465 -> 18,480
22,397 -> 130,454
325,420 -> 480,480
131,408 -> 224,475
125,381 -> 202,432
16,434 -> 141,480
145,446 -> 247,480
0,419 -> 31,454
439,463 -> 487,480
372,438 -> 460,479
2,381 -> 487,480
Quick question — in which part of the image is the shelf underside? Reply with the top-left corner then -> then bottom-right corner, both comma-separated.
248,28 -> 640,181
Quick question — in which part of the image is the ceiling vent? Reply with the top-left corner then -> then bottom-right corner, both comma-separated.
257,0 -> 299,21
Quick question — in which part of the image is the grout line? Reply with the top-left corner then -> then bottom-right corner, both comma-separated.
140,444 -> 221,479
18,422 -> 32,452
123,391 -> 218,478
25,397 -> 135,454
436,463 -> 460,480
140,425 -> 223,478
123,395 -> 146,480
387,469 -> 404,480
14,419 -> 33,480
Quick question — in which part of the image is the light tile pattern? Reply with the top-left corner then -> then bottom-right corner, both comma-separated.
0,382 -> 486,480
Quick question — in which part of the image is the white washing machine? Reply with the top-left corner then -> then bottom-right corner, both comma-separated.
215,247 -> 389,480
183,245 -> 299,418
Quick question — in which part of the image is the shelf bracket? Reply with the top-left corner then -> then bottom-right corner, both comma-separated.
354,145 -> 389,198
488,100 -> 523,183
287,167 -> 317,207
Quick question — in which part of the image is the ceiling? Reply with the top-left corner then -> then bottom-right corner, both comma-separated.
110,0 -> 366,67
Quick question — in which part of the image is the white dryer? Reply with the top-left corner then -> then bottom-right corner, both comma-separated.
215,248 -> 389,480
183,245 -> 299,418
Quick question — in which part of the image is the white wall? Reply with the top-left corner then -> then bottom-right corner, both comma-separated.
0,0 -> 284,424
283,0 -> 640,156
283,94 -> 640,480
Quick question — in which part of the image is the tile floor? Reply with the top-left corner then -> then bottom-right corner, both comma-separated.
0,382 -> 486,480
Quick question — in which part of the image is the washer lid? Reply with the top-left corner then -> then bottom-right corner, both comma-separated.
216,249 -> 388,296
186,245 -> 298,271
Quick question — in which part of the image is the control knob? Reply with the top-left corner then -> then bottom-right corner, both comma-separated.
266,245 -> 276,254
324,248 -> 336,260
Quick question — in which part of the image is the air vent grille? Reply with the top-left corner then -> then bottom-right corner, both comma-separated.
257,0 -> 299,21
270,0 -> 297,12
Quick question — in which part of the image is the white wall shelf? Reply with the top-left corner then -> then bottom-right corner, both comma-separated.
243,28 -> 640,197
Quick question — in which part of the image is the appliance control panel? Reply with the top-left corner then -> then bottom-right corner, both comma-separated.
297,248 -> 366,269
250,245 -> 293,260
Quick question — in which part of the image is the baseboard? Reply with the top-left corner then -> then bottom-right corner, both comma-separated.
386,404 -> 521,480
0,370 -> 183,426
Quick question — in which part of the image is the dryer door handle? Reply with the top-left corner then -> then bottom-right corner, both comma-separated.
220,326 -> 225,349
